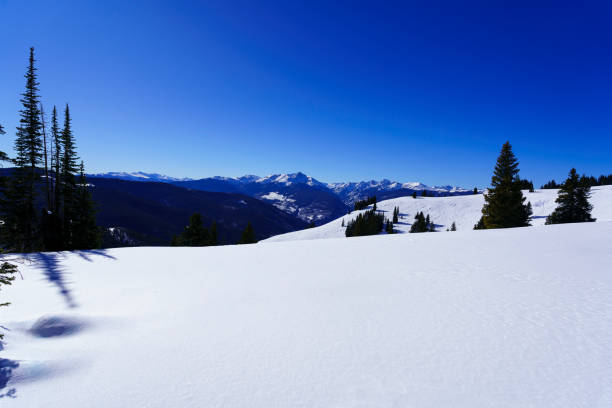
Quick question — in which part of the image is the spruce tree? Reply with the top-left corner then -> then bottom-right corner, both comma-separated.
545,168 -> 596,225
179,213 -> 210,246
412,192 -> 417,199
6,47 -> 44,252
392,207 -> 399,223
60,104 -> 79,248
473,187 -> 478,194
51,106 -> 62,212
238,222 -> 257,244
450,221 -> 457,231
209,221 -> 218,246
71,162 -> 100,249
477,142 -> 532,229
385,219 -> 394,234
474,216 -> 485,230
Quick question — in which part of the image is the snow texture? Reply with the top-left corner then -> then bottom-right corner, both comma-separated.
1,215 -> 612,406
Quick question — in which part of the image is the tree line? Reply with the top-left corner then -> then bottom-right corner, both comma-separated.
171,212 -> 258,246
0,48 -> 99,253
541,173 -> 612,189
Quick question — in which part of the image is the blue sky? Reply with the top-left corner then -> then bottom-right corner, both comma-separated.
0,1 -> 610,187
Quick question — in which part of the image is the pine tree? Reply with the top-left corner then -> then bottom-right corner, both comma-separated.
477,142 -> 532,229
412,192 -> 417,199
545,168 -> 596,225
209,221 -> 218,246
385,219 -> 394,234
238,222 -> 257,244
179,213 -> 210,246
60,104 -> 79,248
6,47 -> 44,252
473,187 -> 478,194
70,162 -> 100,249
50,106 -> 62,212
473,216 -> 485,230
0,259 -> 18,340
392,206 -> 399,223
450,221 -> 457,231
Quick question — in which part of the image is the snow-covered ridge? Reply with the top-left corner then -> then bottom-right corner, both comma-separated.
263,185 -> 612,242
91,171 -> 470,198
88,171 -> 192,182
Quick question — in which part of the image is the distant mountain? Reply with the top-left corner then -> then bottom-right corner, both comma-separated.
87,177 -> 307,246
173,172 -> 347,224
93,171 -> 473,223
328,179 -> 473,205
89,172 -> 192,183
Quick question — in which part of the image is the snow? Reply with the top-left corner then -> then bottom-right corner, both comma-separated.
1,218 -> 612,406
263,185 -> 612,242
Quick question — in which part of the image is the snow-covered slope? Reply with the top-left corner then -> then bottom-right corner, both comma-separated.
264,185 -> 612,242
2,222 -> 612,407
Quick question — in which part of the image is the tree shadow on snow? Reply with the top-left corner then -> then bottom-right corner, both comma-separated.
26,250 -> 116,309
0,359 -> 18,399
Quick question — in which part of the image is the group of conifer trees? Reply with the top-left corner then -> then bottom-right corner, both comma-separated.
170,214 -> 257,245
475,141 -> 595,230
0,47 -> 99,252
354,196 -> 377,211
541,173 -> 612,189
170,213 -> 218,246
345,209 -> 385,237
409,212 -> 435,233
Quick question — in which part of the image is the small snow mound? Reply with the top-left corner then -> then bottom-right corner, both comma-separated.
29,316 -> 86,338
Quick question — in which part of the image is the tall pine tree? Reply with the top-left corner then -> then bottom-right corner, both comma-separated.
545,168 -> 595,225
477,142 -> 532,229
60,104 -> 79,249
237,222 -> 257,244
6,47 -> 44,251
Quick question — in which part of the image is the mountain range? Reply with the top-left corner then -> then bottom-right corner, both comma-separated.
90,171 -> 473,224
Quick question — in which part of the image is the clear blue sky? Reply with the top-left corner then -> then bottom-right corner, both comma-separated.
0,1 -> 610,187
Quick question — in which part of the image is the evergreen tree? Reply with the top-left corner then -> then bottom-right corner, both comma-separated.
422,190 -> 427,197
70,162 -> 100,249
50,106 -> 62,213
473,187 -> 478,194
412,192 -> 417,199
410,212 -> 435,233
209,221 -> 218,246
473,216 -> 485,230
477,142 -> 532,229
308,221 -> 316,228
450,221 -> 457,231
341,219 -> 345,227
385,219 -> 394,234
180,213 -> 210,246
60,104 -> 79,248
541,180 -> 559,189
238,222 -> 257,244
6,47 -> 44,252
392,206 -> 399,223
0,258 -> 18,340
545,168 -> 596,225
